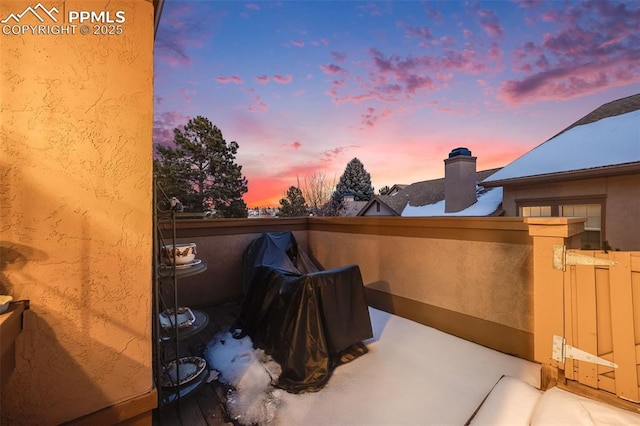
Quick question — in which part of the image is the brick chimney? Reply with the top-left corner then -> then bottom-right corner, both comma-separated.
444,147 -> 477,213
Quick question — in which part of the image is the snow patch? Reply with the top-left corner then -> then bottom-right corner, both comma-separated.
484,109 -> 640,182
205,331 -> 283,425
402,186 -> 503,216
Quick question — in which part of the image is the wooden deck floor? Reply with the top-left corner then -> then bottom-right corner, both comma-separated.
153,301 -> 243,426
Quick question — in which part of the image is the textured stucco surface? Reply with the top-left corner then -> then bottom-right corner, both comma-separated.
308,230 -> 534,333
0,0 -> 154,423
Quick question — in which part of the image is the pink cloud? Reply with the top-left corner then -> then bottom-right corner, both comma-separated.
153,111 -> 191,149
499,60 -> 638,105
331,51 -> 347,62
291,40 -> 304,47
515,0 -> 545,8
475,9 -> 504,38
360,107 -> 393,128
216,76 -> 244,84
324,33 -> 506,106
273,74 -> 293,84
439,36 -> 455,46
179,88 -> 196,103
399,23 -> 433,40
320,63 -> 347,75
280,141 -> 302,149
255,75 -> 269,84
247,94 -> 268,114
154,3 -> 213,68
321,146 -> 352,161
500,0 -> 640,104
334,92 -> 385,105
426,7 -> 443,24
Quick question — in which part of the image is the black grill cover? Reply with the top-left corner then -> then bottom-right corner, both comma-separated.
236,232 -> 373,393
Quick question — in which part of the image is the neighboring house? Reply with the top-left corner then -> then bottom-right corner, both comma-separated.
358,148 -> 502,217
482,93 -> 640,251
336,192 -> 368,217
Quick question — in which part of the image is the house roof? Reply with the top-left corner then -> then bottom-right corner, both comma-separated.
484,94 -> 640,186
551,93 -> 640,139
359,168 -> 501,216
337,200 -> 368,217
402,187 -> 504,217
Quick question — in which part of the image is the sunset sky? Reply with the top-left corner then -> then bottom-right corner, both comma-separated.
153,0 -> 640,208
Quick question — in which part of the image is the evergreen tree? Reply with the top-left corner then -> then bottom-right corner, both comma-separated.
154,116 -> 248,218
277,186 -> 308,217
329,158 -> 374,214
378,185 -> 391,195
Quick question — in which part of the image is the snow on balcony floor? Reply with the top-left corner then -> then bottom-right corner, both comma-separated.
206,307 -> 640,425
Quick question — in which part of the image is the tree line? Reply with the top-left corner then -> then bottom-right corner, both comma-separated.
154,116 -> 376,218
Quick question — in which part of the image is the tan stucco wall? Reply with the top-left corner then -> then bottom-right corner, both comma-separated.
170,230 -> 308,308
308,230 -> 533,333
0,0 -> 154,423
160,218 -> 534,358
502,174 -> 640,250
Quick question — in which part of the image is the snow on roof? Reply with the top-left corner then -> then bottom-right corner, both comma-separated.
401,187 -> 503,217
484,109 -> 640,183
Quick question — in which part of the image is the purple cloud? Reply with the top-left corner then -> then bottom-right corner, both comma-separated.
500,0 -> 640,104
273,74 -> 293,84
154,3 -> 214,68
324,38 -> 504,106
475,9 -> 504,39
320,63 -> 347,75
255,75 -> 269,84
331,51 -> 347,62
399,22 -> 433,40
360,107 -> 393,128
280,141 -> 302,149
321,146 -> 351,161
247,94 -> 268,113
216,76 -> 244,84
153,111 -> 191,149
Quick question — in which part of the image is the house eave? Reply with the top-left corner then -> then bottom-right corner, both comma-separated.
153,0 -> 165,38
482,162 -> 640,188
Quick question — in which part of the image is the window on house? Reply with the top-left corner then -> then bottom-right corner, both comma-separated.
517,199 -> 605,249
520,206 -> 551,217
560,204 -> 602,249
376,203 -> 380,213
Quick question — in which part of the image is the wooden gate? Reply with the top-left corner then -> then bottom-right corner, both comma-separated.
560,250 -> 640,402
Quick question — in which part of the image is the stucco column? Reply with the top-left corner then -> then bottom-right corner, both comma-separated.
525,217 -> 585,389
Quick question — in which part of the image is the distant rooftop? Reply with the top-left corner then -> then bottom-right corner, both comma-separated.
373,168 -> 501,215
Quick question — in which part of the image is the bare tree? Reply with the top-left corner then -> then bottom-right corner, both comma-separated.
300,172 -> 336,216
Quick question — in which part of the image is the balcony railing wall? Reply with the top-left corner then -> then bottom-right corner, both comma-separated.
169,216 -> 534,360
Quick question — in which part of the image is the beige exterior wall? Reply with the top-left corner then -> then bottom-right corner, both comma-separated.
0,0 -> 155,423
501,174 -> 640,250
170,230 -> 308,308
166,218 -> 534,359
307,220 -> 533,334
